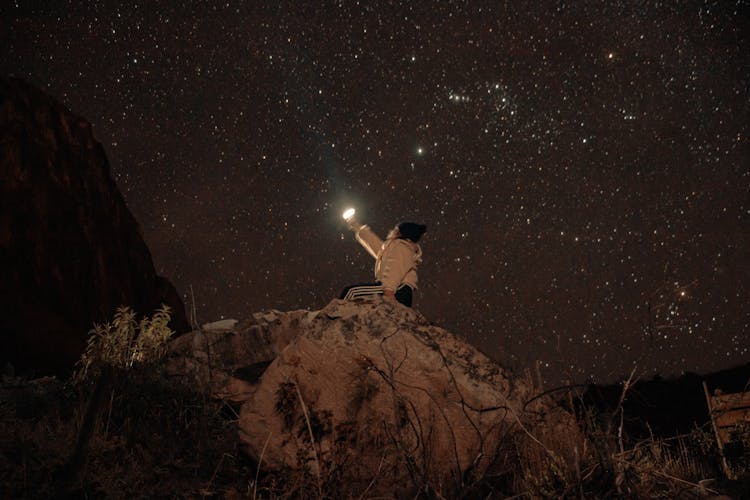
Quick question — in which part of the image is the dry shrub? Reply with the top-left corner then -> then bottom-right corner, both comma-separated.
74,305 -> 173,384
482,385 -> 738,499
515,406 -> 592,498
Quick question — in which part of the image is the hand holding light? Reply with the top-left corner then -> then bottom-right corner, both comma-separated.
342,207 -> 362,231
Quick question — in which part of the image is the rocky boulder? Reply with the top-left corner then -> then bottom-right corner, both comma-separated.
166,309 -> 315,401
217,298 -> 561,496
0,77 -> 189,375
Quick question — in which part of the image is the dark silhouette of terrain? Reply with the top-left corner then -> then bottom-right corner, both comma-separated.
584,362 -> 750,439
0,77 -> 189,375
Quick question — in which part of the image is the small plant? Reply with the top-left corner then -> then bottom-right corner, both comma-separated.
73,305 -> 174,383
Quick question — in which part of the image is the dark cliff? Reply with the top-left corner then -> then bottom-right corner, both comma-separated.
0,76 -> 189,375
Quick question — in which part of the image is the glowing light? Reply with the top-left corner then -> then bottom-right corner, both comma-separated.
342,208 -> 355,220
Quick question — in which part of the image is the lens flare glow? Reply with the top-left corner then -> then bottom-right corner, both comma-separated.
342,208 -> 356,220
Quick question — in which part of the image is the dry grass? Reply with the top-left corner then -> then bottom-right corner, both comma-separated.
0,370 -> 249,499
3,372 -> 749,498
505,390 -> 750,500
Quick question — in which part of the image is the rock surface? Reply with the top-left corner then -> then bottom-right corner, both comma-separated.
166,308 -> 315,400
233,298 -> 549,496
0,77 -> 188,375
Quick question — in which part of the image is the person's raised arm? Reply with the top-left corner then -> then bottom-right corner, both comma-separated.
354,225 -> 383,260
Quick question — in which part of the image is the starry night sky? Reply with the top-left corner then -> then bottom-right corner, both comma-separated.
3,1 -> 748,384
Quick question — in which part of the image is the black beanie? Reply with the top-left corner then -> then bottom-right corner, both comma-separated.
397,222 -> 427,243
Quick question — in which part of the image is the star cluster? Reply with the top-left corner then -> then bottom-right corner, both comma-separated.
3,1 -> 748,384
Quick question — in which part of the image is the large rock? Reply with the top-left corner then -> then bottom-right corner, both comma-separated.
236,299 -> 554,496
0,77 -> 188,375
166,309 -> 315,400
165,299 -> 580,496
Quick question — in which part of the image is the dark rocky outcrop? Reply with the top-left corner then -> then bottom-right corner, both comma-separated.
0,76 -> 188,375
168,298 -> 578,497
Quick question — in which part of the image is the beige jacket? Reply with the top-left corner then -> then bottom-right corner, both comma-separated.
355,225 -> 422,292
